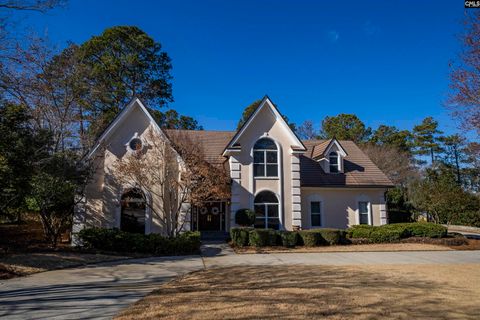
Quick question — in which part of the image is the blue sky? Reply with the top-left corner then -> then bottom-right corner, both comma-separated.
13,0 -> 467,134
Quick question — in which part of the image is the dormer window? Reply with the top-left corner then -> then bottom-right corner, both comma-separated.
329,151 -> 340,173
253,138 -> 278,177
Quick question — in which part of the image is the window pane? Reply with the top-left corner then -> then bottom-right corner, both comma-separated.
266,151 -> 277,163
254,138 -> 277,150
359,213 -> 369,225
267,204 -> 278,218
330,164 -> 339,173
254,191 -> 278,204
254,164 -> 265,177
359,202 -> 368,214
329,156 -> 338,165
267,218 -> 280,230
311,214 -> 321,227
310,201 -> 320,214
253,151 -> 264,163
266,164 -> 278,177
254,205 -> 265,217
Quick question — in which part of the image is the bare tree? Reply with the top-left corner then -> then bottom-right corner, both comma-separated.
113,128 -> 230,237
297,120 -> 318,140
361,143 -> 418,186
447,12 -> 480,136
0,38 -> 87,151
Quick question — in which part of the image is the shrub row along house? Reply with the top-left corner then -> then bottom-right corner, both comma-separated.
72,96 -> 393,243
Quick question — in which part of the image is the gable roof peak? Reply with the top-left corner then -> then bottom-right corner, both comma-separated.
222,96 -> 306,155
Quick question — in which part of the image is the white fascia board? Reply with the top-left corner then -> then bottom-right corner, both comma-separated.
223,97 -> 306,156
325,139 -> 347,157
86,97 -> 164,159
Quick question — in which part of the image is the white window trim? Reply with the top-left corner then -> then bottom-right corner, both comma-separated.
328,151 -> 341,173
307,194 -> 325,228
254,202 -> 280,229
253,190 -> 281,229
253,139 -> 279,178
309,200 -> 323,228
116,186 -> 152,234
356,201 -> 372,226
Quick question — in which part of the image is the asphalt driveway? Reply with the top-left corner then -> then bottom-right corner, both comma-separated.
1,246 -> 480,319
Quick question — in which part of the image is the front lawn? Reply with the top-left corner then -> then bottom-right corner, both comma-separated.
116,264 -> 480,320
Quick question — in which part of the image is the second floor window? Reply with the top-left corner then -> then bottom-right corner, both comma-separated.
329,151 -> 339,173
253,138 -> 278,177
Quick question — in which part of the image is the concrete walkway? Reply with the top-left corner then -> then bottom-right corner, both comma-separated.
1,247 -> 480,319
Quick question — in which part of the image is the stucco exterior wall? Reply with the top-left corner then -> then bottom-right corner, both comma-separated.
229,104 -> 298,230
300,187 -> 388,229
73,102 -> 187,243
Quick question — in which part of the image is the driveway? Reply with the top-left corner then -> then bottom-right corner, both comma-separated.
0,256 -> 204,320
1,246 -> 480,319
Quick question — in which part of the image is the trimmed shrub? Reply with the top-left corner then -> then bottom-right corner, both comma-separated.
235,209 -> 256,226
249,229 -> 273,247
314,228 -> 346,245
369,228 -> 404,243
347,225 -> 376,239
402,222 -> 447,238
77,228 -> 201,255
347,222 -> 447,243
298,230 -> 319,247
230,227 -> 252,247
279,231 -> 298,247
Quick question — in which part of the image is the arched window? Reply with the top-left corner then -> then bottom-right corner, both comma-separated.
253,138 -> 278,177
120,188 -> 146,233
254,191 -> 280,230
329,151 -> 339,173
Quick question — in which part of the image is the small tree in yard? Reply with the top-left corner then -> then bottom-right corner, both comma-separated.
26,152 -> 94,247
113,128 -> 230,237
409,165 -> 480,225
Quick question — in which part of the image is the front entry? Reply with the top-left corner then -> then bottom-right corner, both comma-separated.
192,201 -> 227,231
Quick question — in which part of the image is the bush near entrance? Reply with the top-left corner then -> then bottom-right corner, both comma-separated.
77,228 -> 201,255
230,222 -> 448,247
235,209 -> 256,226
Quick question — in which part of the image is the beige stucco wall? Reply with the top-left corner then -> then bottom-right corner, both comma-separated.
73,102 -> 186,243
229,104 -> 301,230
300,187 -> 388,229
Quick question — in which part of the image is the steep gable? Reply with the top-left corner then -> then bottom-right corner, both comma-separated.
86,98 -> 165,159
222,96 -> 306,156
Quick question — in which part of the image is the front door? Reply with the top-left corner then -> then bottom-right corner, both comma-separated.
193,202 -> 226,231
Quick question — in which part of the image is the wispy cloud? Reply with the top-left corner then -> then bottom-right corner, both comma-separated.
363,20 -> 380,36
327,30 -> 340,42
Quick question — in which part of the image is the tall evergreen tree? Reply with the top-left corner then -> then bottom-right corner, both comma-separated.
320,114 -> 371,143
412,117 -> 444,165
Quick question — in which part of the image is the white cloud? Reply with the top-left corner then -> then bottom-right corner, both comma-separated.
327,30 -> 340,42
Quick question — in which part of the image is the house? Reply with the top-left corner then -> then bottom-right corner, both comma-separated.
72,96 -> 393,242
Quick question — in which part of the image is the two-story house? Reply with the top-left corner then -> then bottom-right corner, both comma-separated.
73,96 -> 393,241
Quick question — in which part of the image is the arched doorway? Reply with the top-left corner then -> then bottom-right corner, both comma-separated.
254,191 -> 280,230
120,188 -> 146,233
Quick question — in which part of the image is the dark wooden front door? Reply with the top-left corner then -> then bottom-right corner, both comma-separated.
198,211 -> 221,231
193,202 -> 226,231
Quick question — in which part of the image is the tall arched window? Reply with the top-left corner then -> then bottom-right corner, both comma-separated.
253,138 -> 278,177
329,151 -> 339,173
120,188 -> 146,234
254,191 -> 280,229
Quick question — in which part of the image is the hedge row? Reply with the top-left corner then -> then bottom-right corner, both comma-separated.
347,222 -> 447,243
77,228 -> 201,255
231,223 -> 447,247
230,227 -> 346,247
